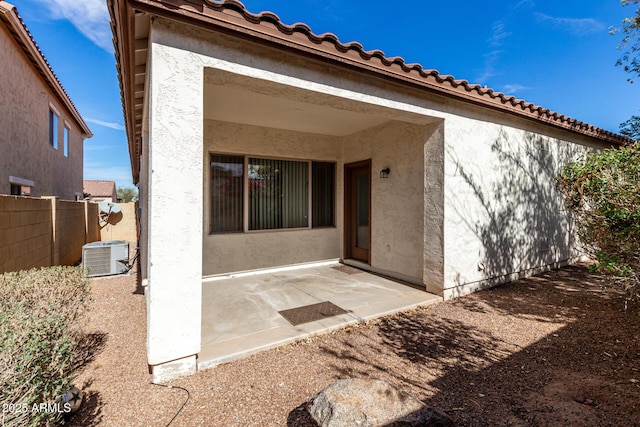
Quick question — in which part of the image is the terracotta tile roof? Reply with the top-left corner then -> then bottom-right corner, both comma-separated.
83,180 -> 117,198
0,1 -> 92,137
198,0 -> 628,143
108,0 -> 633,182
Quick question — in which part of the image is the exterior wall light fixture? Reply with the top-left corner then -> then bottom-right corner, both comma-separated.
380,167 -> 390,178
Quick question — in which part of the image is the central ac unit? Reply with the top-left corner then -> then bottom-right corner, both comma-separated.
82,241 -> 129,277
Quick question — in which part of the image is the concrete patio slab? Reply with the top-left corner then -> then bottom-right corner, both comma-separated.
198,261 -> 441,370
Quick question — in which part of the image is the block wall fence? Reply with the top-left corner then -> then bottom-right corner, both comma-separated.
0,195 -> 138,274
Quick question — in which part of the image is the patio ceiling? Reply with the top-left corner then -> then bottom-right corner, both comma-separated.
204,83 -> 390,137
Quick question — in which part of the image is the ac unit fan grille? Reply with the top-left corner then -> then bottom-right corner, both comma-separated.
84,246 -> 112,276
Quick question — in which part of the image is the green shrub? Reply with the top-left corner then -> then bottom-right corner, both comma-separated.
0,267 -> 91,426
558,142 -> 640,301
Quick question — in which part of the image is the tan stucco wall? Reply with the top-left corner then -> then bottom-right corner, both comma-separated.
153,17 -> 611,295
141,17 -> 618,376
203,118 -> 440,284
342,121 -> 433,283
444,113 -> 603,297
0,24 -> 84,200
203,120 -> 340,276
139,131 -> 149,281
440,108 -> 603,298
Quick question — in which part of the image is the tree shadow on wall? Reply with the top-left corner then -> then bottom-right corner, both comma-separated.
446,129 -> 585,287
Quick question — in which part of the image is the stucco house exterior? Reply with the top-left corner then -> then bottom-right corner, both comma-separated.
0,2 -> 92,200
108,0 -> 630,380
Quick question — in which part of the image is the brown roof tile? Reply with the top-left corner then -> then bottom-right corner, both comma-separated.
109,0 -> 633,182
217,1 -> 633,141
198,0 -> 627,142
83,180 -> 117,198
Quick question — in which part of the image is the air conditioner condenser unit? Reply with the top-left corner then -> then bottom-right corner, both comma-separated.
82,240 -> 129,277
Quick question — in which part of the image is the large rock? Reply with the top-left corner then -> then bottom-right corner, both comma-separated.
307,378 -> 454,427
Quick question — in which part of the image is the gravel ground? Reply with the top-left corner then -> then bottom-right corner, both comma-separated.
67,265 -> 640,427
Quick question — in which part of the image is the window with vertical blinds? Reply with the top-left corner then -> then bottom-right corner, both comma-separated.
210,154 -> 335,233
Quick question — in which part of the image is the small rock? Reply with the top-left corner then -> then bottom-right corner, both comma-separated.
60,386 -> 83,413
307,378 -> 455,427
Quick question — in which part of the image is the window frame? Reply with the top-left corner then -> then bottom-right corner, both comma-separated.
209,153 -> 336,235
63,122 -> 70,157
9,176 -> 34,196
48,105 -> 60,150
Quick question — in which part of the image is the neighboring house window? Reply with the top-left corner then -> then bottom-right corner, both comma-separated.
63,125 -> 70,157
9,176 -> 34,196
10,184 -> 31,195
210,154 -> 335,233
49,108 -> 59,149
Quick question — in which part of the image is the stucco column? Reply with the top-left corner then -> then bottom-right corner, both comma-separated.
423,121 -> 445,296
146,36 -> 203,382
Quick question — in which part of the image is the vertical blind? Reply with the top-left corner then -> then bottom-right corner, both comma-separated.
210,154 -> 244,233
249,158 -> 308,230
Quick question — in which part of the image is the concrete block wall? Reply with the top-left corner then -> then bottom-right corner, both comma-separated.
0,195 -> 111,274
86,202 -> 101,243
0,196 -> 140,274
55,200 -> 88,266
99,202 -> 138,245
0,196 -> 54,273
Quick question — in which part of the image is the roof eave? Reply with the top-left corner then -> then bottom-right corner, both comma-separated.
109,0 -> 633,183
108,0 -> 140,184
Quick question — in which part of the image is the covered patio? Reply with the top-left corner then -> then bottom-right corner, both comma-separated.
199,261 -> 441,370
108,0 -> 631,383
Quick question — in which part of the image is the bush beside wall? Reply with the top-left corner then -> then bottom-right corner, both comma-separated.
0,266 -> 90,426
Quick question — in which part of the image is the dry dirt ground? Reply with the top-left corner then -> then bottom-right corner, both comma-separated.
67,265 -> 640,427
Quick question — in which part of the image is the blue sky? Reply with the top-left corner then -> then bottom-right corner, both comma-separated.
14,0 -> 640,189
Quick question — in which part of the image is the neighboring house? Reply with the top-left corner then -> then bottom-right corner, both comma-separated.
83,180 -> 118,202
0,2 -> 91,200
108,0 -> 632,380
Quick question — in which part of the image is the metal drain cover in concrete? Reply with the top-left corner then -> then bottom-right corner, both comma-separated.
278,301 -> 348,326
331,264 -> 364,275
